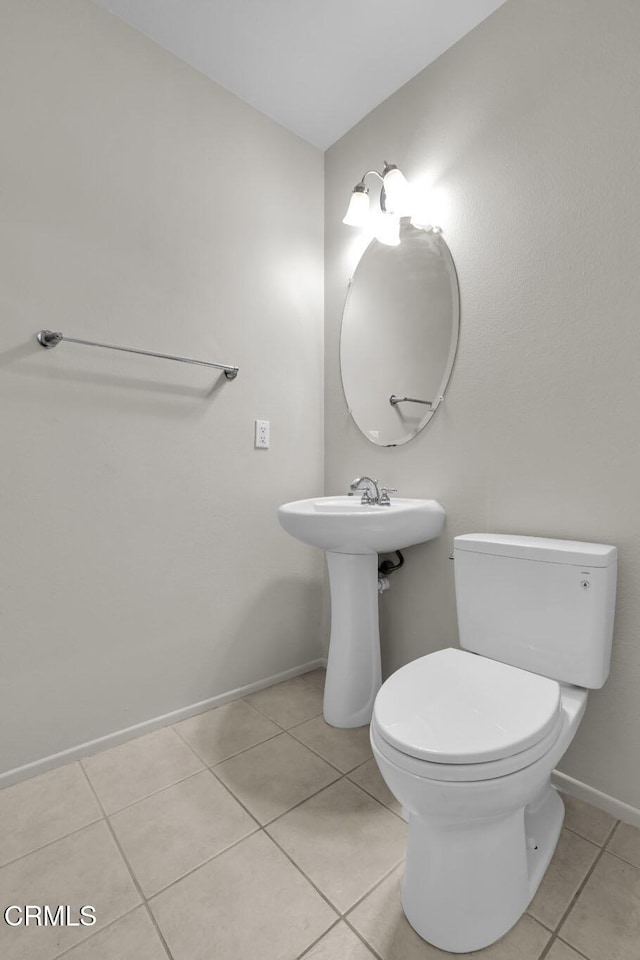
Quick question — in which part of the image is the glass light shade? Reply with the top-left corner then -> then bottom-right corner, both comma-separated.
383,166 -> 410,214
375,214 -> 400,246
342,187 -> 370,226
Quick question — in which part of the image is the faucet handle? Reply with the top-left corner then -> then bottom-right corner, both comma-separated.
379,486 -> 398,506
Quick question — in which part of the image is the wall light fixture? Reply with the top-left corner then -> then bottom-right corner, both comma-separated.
342,162 -> 411,245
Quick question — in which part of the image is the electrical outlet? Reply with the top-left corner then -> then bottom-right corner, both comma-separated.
255,419 -> 270,449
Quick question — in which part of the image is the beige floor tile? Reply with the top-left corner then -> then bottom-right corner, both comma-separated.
110,770 -> 257,896
559,852 -> 640,960
526,828 -> 599,930
301,668 -> 327,691
57,907 -> 168,960
149,831 -> 336,960
0,821 -> 140,960
349,865 -> 551,959
174,698 -> 280,765
215,732 -> 339,824
289,715 -> 373,773
606,820 -> 640,868
348,758 -> 403,817
267,778 -> 405,912
545,941 -> 587,960
301,921 -> 376,958
560,792 -> 617,846
0,763 -> 102,867
82,727 -> 204,814
245,677 -> 324,728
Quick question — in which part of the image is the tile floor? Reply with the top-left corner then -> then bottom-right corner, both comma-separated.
1,668 -> 639,960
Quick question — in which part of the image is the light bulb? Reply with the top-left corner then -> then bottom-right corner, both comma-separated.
382,164 -> 410,214
342,184 -> 369,226
375,214 -> 400,246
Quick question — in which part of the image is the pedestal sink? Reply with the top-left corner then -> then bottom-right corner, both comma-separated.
278,496 -> 445,728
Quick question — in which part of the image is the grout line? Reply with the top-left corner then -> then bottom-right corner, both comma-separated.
346,764 -> 406,822
601,845 -> 640,870
286,734 -> 357,776
171,718 -> 283,767
52,904 -> 151,960
0,812 -> 105,871
76,764 -> 176,960
343,858 -> 405,919
597,816 -> 640,872
537,930 -> 594,960
537,934 -> 559,960
144,828 -> 262,903
263,776 -> 351,830
142,903 -> 174,960
530,817 -> 623,960
341,915 -> 385,960
527,913 -> 555,935
265,794 -> 405,954
604,819 -> 621,845
286,726 -> 371,777
562,820 -> 619,849
264,829 -> 342,918
97,767 -> 209,818
164,724 -> 218,765
295,917 -> 343,959
242,694 -> 325,736
205,765 -> 265,827
209,727 -> 340,777
536,824 -> 617,957
209,760 -> 341,829
238,697 -> 292,731
554,936 -> 590,959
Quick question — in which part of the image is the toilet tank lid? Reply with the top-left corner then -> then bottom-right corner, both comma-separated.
454,534 -> 617,567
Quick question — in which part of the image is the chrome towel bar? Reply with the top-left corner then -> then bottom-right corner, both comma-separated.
389,394 -> 432,406
36,330 -> 239,379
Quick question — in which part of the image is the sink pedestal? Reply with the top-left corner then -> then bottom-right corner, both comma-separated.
278,495 -> 445,729
324,552 -> 381,728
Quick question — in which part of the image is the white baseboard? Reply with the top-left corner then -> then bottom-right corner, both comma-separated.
552,770 -> 640,829
0,658 -> 327,790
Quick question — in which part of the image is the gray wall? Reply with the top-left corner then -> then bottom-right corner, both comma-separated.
325,0 -> 640,810
0,0 -> 325,778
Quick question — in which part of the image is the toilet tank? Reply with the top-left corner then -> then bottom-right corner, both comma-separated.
454,534 -> 617,688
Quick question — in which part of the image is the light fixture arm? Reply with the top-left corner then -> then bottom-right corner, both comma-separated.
359,170 -> 385,184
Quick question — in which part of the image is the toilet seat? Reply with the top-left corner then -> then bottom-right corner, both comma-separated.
371,707 -> 567,782
373,647 -> 562,769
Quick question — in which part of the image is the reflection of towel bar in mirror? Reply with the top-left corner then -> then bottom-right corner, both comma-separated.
389,395 -> 432,407
36,330 -> 239,379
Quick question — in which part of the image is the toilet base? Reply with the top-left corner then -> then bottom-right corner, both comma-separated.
401,783 -> 564,953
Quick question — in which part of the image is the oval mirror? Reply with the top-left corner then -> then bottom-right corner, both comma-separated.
340,220 -> 459,446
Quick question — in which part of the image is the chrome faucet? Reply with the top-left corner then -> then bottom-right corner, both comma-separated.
349,476 -> 380,504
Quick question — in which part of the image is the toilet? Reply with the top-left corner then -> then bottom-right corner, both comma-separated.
371,533 -> 617,954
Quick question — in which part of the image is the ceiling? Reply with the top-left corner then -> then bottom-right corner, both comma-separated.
91,0 -> 508,149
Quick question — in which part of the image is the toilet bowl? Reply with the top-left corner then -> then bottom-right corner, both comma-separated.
370,534 -> 617,953
371,649 -> 587,952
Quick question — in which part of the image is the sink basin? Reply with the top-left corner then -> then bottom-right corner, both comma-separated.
278,496 -> 445,555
